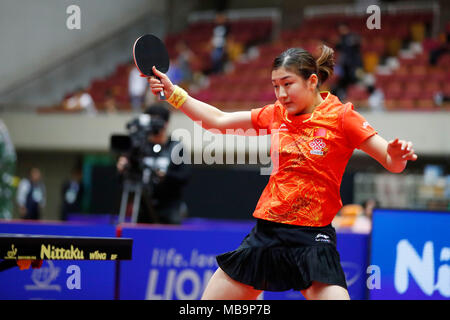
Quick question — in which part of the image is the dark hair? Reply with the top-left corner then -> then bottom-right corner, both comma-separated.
144,103 -> 170,122
337,22 -> 349,28
272,45 -> 335,86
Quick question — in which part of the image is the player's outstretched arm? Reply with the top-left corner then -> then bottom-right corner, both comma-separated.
149,66 -> 254,135
359,134 -> 418,173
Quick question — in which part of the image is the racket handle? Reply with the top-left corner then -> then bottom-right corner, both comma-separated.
156,76 -> 166,100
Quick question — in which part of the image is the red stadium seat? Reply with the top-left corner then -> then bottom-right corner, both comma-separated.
384,99 -> 398,111
437,54 -> 450,67
375,73 -> 392,88
191,89 -> 213,103
210,88 -> 230,102
346,85 -> 369,101
398,56 -> 417,67
403,82 -> 422,100
384,82 -> 403,100
428,68 -> 447,82
423,82 -> 441,98
394,65 -> 410,82
410,65 -> 427,80
443,83 -> 450,96
396,98 -> 416,110
416,99 -> 436,110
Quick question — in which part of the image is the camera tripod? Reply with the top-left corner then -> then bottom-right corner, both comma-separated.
118,170 -> 158,224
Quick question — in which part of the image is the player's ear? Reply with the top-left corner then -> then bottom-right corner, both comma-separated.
308,74 -> 319,90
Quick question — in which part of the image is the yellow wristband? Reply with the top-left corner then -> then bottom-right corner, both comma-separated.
167,86 -> 188,109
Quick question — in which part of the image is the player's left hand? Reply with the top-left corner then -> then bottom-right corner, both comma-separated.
148,66 -> 175,99
387,138 -> 418,161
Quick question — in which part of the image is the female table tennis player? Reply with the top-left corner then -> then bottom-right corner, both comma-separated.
148,45 -> 417,300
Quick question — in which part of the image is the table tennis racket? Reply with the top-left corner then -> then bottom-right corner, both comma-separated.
133,34 -> 170,100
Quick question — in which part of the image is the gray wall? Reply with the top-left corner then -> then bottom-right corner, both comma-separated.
0,0 -> 164,94
0,0 -> 166,107
1,111 -> 449,155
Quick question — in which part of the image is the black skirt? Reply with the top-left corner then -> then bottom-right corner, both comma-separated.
216,218 -> 348,292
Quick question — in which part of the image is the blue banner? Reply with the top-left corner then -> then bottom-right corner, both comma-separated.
370,209 -> 450,300
0,221 -> 117,300
119,224 -> 251,300
119,220 -> 369,300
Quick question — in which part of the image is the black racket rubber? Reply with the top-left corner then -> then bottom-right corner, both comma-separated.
133,34 -> 170,100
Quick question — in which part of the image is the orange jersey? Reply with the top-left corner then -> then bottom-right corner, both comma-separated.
251,92 -> 377,227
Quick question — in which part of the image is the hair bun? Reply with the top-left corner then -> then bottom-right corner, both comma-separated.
316,45 -> 335,84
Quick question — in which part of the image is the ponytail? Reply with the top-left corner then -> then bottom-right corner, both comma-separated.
315,45 -> 335,85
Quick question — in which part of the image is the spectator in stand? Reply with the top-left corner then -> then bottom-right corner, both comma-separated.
226,34 -> 244,63
128,62 -> 148,113
103,89 -> 119,113
363,75 -> 385,112
172,40 -> 207,92
60,166 -> 84,221
175,40 -> 196,85
334,22 -> 363,100
428,28 -> 450,110
62,88 -> 97,115
429,27 -> 449,66
167,59 -> 184,86
367,85 -> 385,112
210,12 -> 230,74
17,167 -> 46,220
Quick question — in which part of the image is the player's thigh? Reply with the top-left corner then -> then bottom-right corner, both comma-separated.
202,267 -> 262,300
300,281 -> 350,300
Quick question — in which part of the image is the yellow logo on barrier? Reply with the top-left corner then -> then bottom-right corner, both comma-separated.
5,244 -> 17,259
40,244 -> 84,260
89,250 -> 107,260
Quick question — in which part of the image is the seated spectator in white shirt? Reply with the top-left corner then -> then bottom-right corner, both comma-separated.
128,64 -> 148,113
63,88 -> 97,115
